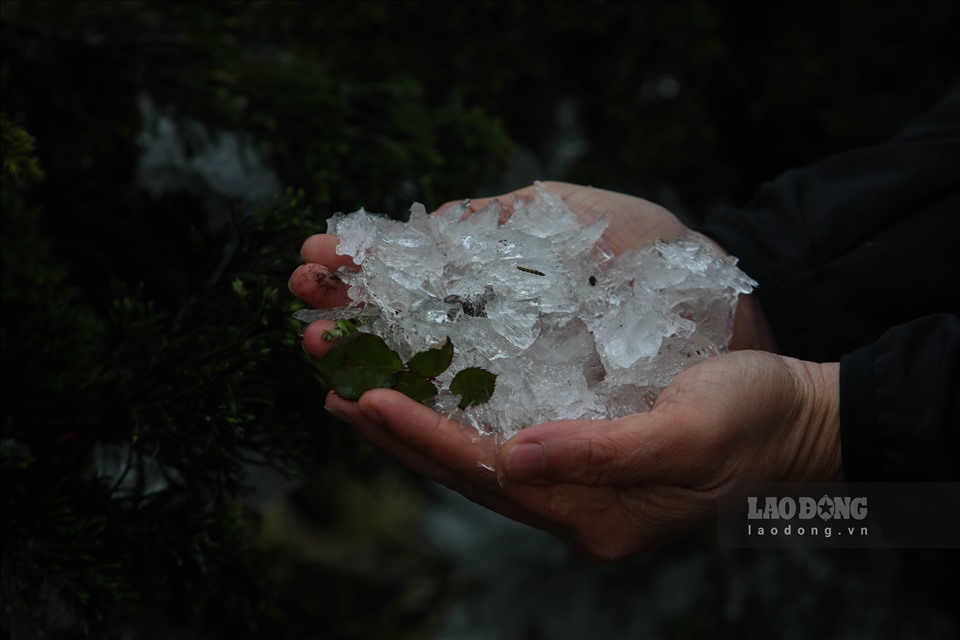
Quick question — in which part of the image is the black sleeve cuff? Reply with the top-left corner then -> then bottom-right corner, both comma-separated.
839,314 -> 960,481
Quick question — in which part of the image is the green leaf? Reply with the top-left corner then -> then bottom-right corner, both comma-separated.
321,318 -> 360,341
406,337 -> 453,378
313,332 -> 404,400
388,371 -> 438,403
450,367 -> 497,409
231,277 -> 248,298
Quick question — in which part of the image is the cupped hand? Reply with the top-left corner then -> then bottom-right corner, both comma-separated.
323,350 -> 841,559
289,181 -> 777,352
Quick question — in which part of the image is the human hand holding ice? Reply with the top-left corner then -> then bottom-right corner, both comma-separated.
289,182 -> 841,556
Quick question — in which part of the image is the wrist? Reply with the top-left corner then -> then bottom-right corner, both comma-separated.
785,357 -> 844,481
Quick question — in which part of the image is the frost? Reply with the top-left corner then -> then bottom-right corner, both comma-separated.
296,183 -> 756,440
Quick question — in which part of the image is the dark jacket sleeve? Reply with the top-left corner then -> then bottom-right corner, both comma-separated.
699,88 -> 960,481
841,314 -> 959,481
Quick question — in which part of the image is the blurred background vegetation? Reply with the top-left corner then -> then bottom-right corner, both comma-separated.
1,1 -> 958,639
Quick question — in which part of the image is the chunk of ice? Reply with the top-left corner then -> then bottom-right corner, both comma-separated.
310,182 -> 755,440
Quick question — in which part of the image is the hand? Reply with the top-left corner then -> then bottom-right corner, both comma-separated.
289,181 -> 826,558
288,181 -> 777,352
437,182 -> 780,351
322,350 -> 841,559
288,181 -> 684,318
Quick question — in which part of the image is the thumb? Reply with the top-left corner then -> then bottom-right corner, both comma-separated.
500,413 -> 695,486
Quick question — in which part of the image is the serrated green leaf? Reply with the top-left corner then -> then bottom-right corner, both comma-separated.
406,337 -> 454,378
388,371 -> 438,403
313,332 -> 404,400
321,318 -> 360,341
450,367 -> 497,409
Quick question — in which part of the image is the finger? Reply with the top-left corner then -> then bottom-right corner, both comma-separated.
434,199 -> 473,219
325,391 -> 469,480
302,320 -> 337,358
332,391 -> 665,556
500,413 -> 697,487
356,389 -> 502,474
288,263 -> 351,308
433,181 -> 609,228
434,183 -> 545,222
325,390 -> 562,528
300,234 -> 358,270
551,183 -> 683,247
434,196 -> 512,224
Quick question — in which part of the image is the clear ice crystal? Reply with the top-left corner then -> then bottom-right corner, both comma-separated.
297,183 -> 756,440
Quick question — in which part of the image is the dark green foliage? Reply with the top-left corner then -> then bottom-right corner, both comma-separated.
1,1 -> 509,636
450,367 -> 497,410
321,318 -> 361,341
313,332 -> 405,400
0,114 -> 44,186
313,334 -> 492,407
388,370 -> 440,404
0,178 -> 331,635
405,337 -> 454,379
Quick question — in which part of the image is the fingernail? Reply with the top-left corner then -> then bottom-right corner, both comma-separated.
506,442 -> 545,482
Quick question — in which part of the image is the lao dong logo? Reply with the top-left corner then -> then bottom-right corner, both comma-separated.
747,494 -> 868,521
